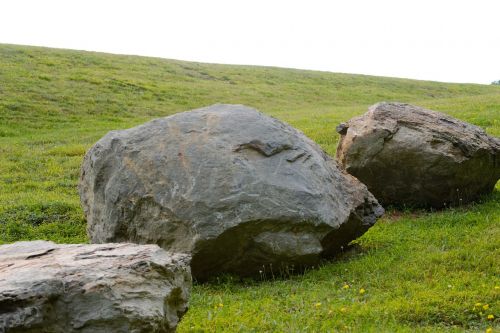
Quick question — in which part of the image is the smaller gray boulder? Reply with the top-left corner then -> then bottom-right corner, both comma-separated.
0,241 -> 191,333
336,102 -> 500,208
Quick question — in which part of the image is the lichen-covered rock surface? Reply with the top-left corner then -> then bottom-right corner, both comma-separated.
336,102 -> 500,208
80,104 -> 384,281
0,241 -> 191,333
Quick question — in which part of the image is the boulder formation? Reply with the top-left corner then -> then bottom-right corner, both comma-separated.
79,104 -> 384,281
0,241 -> 191,333
336,102 -> 500,208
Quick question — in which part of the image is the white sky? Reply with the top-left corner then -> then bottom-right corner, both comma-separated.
1,0 -> 499,84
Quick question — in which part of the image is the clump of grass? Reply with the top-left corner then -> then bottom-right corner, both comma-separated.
0,202 -> 86,244
46,144 -> 87,157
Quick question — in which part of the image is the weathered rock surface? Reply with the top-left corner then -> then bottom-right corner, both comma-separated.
336,102 -> 500,208
79,104 -> 384,281
0,241 -> 191,333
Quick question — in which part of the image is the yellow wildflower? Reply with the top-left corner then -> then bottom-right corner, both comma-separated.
486,328 -> 492,333
218,303 -> 224,308
483,304 -> 489,310
315,302 -> 322,308
487,314 -> 494,320
475,302 -> 482,307
359,288 -> 366,295
342,284 -> 350,289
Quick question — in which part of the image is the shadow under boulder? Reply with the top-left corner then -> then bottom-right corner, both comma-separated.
79,104 -> 384,281
336,102 -> 500,208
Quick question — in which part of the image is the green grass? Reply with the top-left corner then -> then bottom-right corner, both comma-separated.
0,44 -> 498,332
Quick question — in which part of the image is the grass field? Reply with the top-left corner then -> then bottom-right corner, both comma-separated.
0,44 -> 498,332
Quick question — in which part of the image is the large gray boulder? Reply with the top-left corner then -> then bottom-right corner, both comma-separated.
79,104 -> 383,281
0,241 -> 191,333
336,102 -> 500,208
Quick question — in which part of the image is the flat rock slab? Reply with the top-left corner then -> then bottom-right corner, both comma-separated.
0,241 -> 191,333
80,104 -> 384,281
336,102 -> 500,208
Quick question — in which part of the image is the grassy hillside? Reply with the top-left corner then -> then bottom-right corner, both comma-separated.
0,44 -> 498,332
